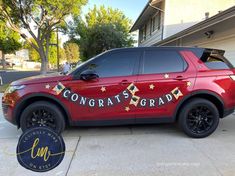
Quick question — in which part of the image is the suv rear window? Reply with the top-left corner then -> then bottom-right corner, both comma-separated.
199,49 -> 233,70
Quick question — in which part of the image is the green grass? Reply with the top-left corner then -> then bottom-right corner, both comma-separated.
0,84 -> 9,93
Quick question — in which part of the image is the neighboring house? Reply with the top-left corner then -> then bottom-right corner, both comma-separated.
131,1 -> 235,64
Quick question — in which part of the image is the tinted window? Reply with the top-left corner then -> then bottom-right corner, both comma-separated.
200,49 -> 232,70
81,51 -> 140,78
143,50 -> 187,74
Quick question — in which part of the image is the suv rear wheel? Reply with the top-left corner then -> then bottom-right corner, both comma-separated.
178,98 -> 220,138
20,101 -> 65,134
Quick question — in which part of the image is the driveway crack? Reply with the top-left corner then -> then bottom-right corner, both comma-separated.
65,137 -> 81,176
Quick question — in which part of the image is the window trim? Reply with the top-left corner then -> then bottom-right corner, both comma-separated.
140,49 -> 189,75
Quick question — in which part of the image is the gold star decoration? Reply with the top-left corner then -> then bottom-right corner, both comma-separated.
149,84 -> 155,90
125,106 -> 130,112
164,74 -> 169,79
101,86 -> 106,92
45,84 -> 50,89
187,81 -> 192,87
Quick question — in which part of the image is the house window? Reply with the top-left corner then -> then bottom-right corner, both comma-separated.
156,13 -> 161,30
151,12 -> 161,33
151,17 -> 156,33
142,25 -> 147,41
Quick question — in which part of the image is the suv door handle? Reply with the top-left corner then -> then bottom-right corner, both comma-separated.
120,80 -> 131,85
174,76 -> 185,80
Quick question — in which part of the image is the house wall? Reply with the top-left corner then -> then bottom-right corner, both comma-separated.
162,18 -> 235,66
163,0 -> 235,39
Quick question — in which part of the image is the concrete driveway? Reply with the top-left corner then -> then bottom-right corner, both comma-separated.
1,93 -> 235,176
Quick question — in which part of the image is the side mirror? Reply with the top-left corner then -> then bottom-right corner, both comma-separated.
80,70 -> 99,81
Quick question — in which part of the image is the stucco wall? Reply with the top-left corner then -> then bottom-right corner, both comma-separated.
163,0 -> 235,38
163,19 -> 235,66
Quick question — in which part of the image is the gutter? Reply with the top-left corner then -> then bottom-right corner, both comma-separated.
130,0 -> 164,32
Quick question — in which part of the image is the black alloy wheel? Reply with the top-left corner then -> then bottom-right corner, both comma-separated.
178,98 -> 220,138
20,101 -> 65,134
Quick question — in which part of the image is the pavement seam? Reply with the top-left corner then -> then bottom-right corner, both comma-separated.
65,137 -> 81,176
190,139 -> 223,176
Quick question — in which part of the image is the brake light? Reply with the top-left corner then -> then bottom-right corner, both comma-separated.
230,75 -> 235,81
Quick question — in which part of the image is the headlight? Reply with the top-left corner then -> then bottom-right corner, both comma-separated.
5,85 -> 26,94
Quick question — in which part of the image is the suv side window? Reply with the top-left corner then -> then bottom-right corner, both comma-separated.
143,50 -> 187,74
81,51 -> 140,78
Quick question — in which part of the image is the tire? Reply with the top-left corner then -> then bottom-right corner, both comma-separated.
178,98 -> 220,138
20,101 -> 65,134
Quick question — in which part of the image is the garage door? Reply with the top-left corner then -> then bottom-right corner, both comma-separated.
200,36 -> 235,66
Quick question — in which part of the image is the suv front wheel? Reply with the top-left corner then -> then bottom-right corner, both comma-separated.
178,98 -> 220,138
20,101 -> 65,134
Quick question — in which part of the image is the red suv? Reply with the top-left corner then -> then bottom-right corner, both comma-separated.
2,47 -> 235,138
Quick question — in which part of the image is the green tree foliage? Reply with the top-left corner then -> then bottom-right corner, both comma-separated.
23,39 -> 40,62
70,5 -> 134,61
59,47 -> 67,63
0,21 -> 21,68
63,42 -> 80,63
0,0 -> 87,73
24,33 -> 60,66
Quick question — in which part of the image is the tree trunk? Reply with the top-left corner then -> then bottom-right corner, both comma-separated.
2,52 -> 6,70
38,47 -> 48,74
38,33 -> 51,74
40,58 -> 48,74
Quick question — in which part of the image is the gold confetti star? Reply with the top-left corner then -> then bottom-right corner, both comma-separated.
187,81 -> 192,87
149,84 -> 155,90
164,74 -> 169,79
125,107 -> 130,112
45,84 -> 50,89
101,86 -> 106,92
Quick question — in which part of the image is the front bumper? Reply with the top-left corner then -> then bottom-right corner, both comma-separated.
2,94 -> 17,125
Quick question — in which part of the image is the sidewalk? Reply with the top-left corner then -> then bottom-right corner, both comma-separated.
1,93 -> 235,176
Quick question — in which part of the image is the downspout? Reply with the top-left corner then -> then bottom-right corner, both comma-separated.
148,2 -> 165,42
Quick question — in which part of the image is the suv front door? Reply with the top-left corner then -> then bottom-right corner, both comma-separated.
66,50 -> 141,122
134,49 -> 197,121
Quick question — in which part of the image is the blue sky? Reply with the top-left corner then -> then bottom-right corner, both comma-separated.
82,0 -> 147,22
61,0 -> 147,43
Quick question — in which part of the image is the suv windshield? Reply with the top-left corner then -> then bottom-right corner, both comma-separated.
68,51 -> 108,75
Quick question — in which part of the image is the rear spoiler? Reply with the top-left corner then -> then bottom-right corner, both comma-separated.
200,49 -> 234,69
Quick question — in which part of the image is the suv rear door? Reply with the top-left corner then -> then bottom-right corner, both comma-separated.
134,48 -> 197,121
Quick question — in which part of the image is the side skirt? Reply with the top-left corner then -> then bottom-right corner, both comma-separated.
70,117 -> 175,127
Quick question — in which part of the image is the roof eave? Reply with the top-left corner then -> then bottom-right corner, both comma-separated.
130,1 -> 150,32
